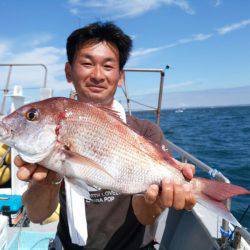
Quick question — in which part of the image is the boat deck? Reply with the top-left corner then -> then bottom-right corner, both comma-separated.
7,221 -> 57,249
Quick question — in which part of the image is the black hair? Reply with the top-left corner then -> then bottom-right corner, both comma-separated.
66,22 -> 132,70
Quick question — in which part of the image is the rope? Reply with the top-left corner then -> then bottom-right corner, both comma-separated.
130,99 -> 156,110
238,204 -> 250,224
121,86 -> 157,110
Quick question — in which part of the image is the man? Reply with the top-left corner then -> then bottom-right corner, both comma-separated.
15,22 -> 196,249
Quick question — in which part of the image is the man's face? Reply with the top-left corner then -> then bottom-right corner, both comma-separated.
66,41 -> 123,105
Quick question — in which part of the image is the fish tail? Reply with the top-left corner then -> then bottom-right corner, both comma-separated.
192,178 -> 250,226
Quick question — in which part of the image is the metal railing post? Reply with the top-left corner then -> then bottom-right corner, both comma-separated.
124,68 -> 166,122
156,70 -> 165,126
40,64 -> 48,88
123,73 -> 132,115
0,65 -> 12,115
221,178 -> 231,244
0,64 -> 48,114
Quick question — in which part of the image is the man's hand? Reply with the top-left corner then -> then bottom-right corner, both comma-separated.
145,162 -> 196,210
14,155 -> 62,223
14,155 -> 61,186
132,163 -> 196,225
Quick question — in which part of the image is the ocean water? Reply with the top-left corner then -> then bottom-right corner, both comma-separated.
134,106 -> 250,230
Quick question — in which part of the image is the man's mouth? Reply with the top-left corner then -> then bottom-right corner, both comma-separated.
88,85 -> 106,93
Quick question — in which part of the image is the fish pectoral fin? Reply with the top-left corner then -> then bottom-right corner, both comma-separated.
61,148 -> 114,180
65,177 -> 91,200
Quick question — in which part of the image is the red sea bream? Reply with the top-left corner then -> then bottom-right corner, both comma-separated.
0,97 -> 249,225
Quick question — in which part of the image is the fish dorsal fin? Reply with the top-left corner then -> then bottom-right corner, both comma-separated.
153,143 -> 181,169
89,102 -> 126,124
97,105 -> 124,122
138,136 -> 182,170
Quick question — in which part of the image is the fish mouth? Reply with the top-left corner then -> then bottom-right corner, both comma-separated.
0,122 -> 12,143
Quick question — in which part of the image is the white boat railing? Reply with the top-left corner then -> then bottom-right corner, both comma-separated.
0,63 -> 52,195
0,63 -> 48,115
165,138 -> 231,244
123,67 -> 250,246
123,67 -> 169,125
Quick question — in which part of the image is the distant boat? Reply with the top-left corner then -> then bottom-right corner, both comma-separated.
175,108 -> 184,113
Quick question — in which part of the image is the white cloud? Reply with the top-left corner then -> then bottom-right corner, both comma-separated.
10,47 -> 64,64
123,79 -> 203,96
69,8 -> 79,15
0,40 -> 70,94
29,34 -> 53,47
130,34 -> 137,40
131,33 -> 213,57
167,79 -> 203,90
131,18 -> 250,60
0,43 -> 8,57
172,0 -> 194,15
192,33 -> 213,41
68,0 -> 81,3
217,19 -> 250,35
213,0 -> 222,7
11,47 -> 67,90
0,40 -> 12,60
131,46 -> 165,57
67,0 -> 195,19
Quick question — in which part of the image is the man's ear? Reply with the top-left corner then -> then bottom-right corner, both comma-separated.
65,62 -> 72,83
118,71 -> 124,87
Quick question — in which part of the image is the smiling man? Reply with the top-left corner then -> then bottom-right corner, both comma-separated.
66,41 -> 123,105
15,22 -> 196,250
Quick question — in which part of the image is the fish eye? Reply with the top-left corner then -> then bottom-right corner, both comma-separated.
25,108 -> 39,121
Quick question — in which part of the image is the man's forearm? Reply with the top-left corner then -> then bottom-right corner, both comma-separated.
23,182 -> 60,223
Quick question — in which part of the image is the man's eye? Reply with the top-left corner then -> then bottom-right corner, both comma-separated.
82,62 -> 92,67
104,65 -> 113,70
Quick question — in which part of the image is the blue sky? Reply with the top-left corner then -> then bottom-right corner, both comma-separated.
0,0 -> 250,99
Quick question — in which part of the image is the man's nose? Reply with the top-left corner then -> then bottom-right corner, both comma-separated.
90,66 -> 105,84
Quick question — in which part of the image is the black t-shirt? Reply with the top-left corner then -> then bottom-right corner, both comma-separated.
57,115 -> 166,250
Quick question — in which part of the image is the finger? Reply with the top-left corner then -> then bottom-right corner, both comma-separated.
16,164 -> 37,181
181,163 -> 195,173
32,165 -> 49,182
14,155 -> 26,167
183,184 -> 196,210
173,184 -> 185,210
184,193 -> 196,211
182,164 -> 195,180
144,184 -> 159,204
161,178 -> 173,208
